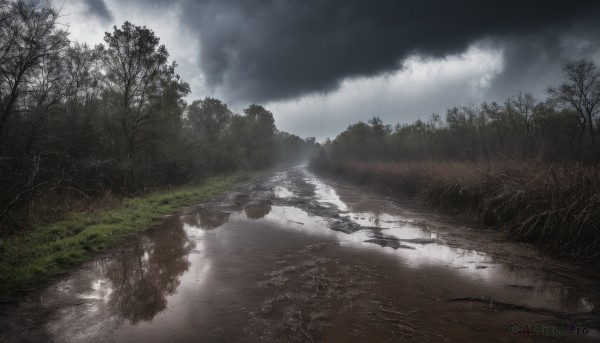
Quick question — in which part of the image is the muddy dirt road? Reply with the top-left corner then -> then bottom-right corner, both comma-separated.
1,166 -> 599,342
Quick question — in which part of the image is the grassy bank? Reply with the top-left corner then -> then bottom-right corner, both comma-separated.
0,172 -> 258,298
311,159 -> 600,267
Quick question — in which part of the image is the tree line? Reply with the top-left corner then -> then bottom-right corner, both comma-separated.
319,60 -> 600,164
0,1 -> 316,231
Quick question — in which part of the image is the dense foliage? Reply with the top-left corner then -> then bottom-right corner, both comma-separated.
0,1 -> 316,232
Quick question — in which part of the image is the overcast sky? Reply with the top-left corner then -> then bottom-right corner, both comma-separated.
63,0 -> 600,141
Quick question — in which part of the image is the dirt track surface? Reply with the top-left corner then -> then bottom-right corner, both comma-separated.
1,166 -> 599,342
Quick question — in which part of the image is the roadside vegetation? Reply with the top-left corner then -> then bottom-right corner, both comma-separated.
0,172 -> 258,297
0,1 -> 317,233
0,1 -> 317,230
0,1 -> 316,296
311,60 -> 600,267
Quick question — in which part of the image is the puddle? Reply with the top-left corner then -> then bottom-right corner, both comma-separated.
185,207 -> 230,230
1,167 -> 599,342
273,186 -> 294,198
305,173 -> 348,211
244,201 -> 272,220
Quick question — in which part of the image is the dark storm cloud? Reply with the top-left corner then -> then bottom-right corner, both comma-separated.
488,20 -> 600,102
142,0 -> 600,103
82,0 -> 112,23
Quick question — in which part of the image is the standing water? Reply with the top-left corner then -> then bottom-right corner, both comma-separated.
1,166 -> 598,342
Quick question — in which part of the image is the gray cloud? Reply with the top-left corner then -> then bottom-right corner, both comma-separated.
82,0 -> 112,23
269,44 -> 505,140
484,18 -> 600,103
134,0 -> 600,105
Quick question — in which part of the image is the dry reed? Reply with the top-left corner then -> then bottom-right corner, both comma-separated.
312,159 -> 600,266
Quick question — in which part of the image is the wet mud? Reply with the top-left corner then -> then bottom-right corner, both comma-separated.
1,166 -> 599,342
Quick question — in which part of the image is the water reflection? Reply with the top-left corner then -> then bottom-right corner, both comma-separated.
305,174 -> 348,211
3,167 -> 598,343
95,219 -> 194,324
183,207 -> 230,229
245,202 -> 272,219
293,170 -> 599,314
273,185 -> 294,198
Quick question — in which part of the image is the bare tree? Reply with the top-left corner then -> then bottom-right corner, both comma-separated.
64,43 -> 101,118
548,60 -> 600,155
506,92 -> 538,158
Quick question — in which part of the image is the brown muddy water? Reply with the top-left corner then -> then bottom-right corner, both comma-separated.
1,166 -> 599,342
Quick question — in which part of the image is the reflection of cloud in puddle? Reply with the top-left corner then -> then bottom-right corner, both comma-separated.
179,253 -> 211,291
178,224 -> 211,288
183,223 -> 207,240
273,186 -> 294,198
401,244 -> 492,268
258,206 -> 375,246
340,212 -> 429,242
342,212 -> 389,227
263,206 -> 329,232
382,226 -> 431,240
303,172 -> 348,211
76,278 -> 113,302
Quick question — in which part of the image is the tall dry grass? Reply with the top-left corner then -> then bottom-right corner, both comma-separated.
313,159 -> 600,266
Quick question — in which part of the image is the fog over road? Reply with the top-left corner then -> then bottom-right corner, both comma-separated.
1,166 -> 599,342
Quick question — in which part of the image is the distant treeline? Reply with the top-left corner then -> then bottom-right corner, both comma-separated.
0,2 -> 316,231
317,59 -> 600,164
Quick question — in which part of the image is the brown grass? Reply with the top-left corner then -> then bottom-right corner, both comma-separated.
311,159 -> 600,266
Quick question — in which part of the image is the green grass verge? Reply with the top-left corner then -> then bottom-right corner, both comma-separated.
0,172 -> 259,298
